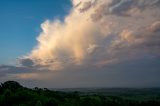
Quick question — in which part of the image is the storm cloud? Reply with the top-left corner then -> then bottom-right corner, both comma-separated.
19,0 -> 160,71
1,0 -> 160,87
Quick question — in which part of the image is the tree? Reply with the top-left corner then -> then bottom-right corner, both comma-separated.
1,81 -> 23,90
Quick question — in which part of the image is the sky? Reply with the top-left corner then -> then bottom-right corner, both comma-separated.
0,0 -> 160,88
0,0 -> 71,65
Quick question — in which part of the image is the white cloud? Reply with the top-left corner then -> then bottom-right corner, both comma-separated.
19,0 -> 160,72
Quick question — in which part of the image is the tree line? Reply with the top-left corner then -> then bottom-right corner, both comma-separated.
0,81 -> 160,106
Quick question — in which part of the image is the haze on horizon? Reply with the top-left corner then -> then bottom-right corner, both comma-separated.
0,0 -> 160,88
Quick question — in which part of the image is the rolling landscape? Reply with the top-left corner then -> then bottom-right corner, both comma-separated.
0,81 -> 160,106
0,0 -> 160,105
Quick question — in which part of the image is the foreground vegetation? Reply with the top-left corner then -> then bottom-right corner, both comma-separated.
0,81 -> 160,106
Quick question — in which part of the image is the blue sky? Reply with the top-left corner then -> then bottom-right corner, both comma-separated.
0,0 -> 71,65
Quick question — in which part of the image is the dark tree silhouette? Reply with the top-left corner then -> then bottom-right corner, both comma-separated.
1,81 -> 23,90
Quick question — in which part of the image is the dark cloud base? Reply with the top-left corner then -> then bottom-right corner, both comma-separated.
1,57 -> 160,88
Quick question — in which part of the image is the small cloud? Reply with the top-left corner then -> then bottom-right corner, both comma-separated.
0,65 -> 33,78
19,58 -> 34,67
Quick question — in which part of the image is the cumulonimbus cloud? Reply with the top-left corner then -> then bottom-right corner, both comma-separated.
20,0 -> 160,71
